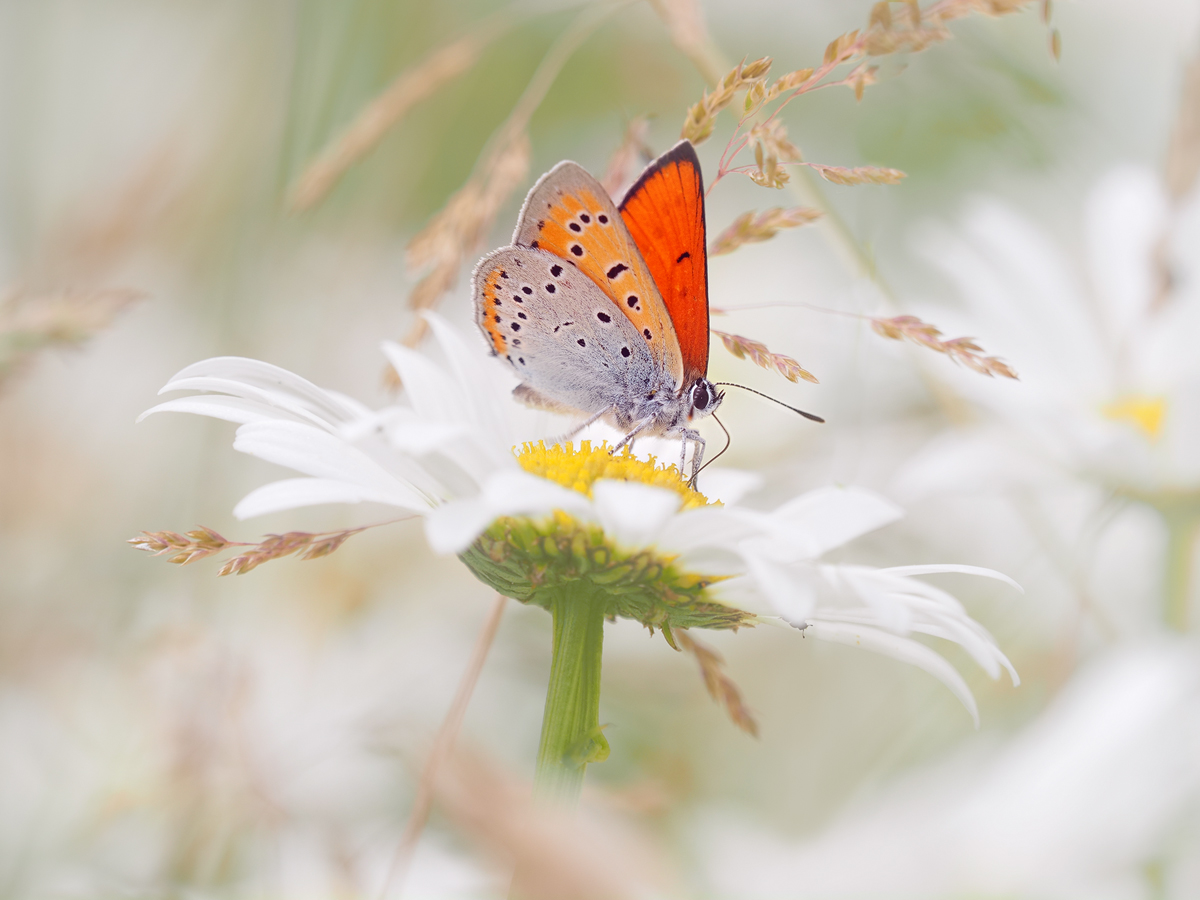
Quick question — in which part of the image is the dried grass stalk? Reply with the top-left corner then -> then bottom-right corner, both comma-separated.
647,0 -> 724,85
128,526 -> 230,566
289,32 -> 491,212
808,163 -> 907,186
695,1 -> 1036,195
0,288 -> 141,384
397,130 -> 531,352
434,750 -> 678,900
864,0 -> 1029,58
747,119 -> 803,188
674,630 -> 758,736
377,595 -> 508,899
681,56 -> 773,144
1165,56 -> 1200,202
392,4 -> 613,360
600,116 -> 652,199
708,206 -> 821,256
713,329 -> 818,383
128,523 -> 374,575
871,314 -> 1018,378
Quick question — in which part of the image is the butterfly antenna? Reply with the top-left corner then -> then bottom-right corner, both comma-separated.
713,383 -> 825,423
692,412 -> 732,485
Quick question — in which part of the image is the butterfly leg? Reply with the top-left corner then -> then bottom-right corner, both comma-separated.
611,418 -> 655,456
550,406 -> 615,448
680,428 -> 705,487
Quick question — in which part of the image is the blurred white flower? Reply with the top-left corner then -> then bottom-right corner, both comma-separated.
141,313 -> 1019,719
698,638 -> 1200,899
908,166 -> 1200,495
903,168 -> 1200,629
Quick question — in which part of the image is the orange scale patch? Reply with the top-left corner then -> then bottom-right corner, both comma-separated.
480,272 -> 508,355
534,190 -> 662,340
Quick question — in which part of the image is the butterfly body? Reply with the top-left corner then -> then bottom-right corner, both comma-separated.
472,141 -> 721,478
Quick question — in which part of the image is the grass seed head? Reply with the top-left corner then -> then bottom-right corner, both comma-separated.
872,314 -> 1018,379
714,330 -> 819,384
674,629 -> 759,736
708,207 -> 821,256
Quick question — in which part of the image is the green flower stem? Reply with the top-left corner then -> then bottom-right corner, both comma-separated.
533,581 -> 610,805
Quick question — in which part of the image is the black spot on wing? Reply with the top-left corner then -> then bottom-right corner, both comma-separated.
511,322 -> 521,332
598,214 -> 609,224
550,264 -> 562,276
643,328 -> 652,340
596,311 -> 611,323
676,251 -> 691,263
522,286 -> 533,295
577,339 -> 586,347
620,347 -> 630,358
607,263 -> 628,279
580,213 -> 590,223
570,245 -> 584,257
569,222 -> 582,233
545,284 -> 556,294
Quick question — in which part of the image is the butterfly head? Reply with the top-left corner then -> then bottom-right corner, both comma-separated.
688,379 -> 724,421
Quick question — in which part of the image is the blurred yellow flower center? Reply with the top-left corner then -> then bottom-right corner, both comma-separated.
515,440 -> 715,509
1102,395 -> 1166,441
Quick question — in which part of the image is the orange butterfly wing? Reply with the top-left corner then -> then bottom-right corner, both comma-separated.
619,140 -> 709,385
512,162 -> 684,388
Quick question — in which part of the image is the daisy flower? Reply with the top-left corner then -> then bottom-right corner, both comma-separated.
905,166 -> 1200,629
137,312 -> 1017,798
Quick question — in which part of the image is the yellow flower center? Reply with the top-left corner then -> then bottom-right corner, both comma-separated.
515,440 -> 716,510
459,441 -> 749,639
1102,394 -> 1167,441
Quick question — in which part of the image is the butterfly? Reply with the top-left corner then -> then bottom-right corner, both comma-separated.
471,139 -> 723,481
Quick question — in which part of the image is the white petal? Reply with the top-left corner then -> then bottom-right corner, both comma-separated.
380,341 -> 468,426
662,506 -> 771,555
768,486 -> 904,559
835,567 -> 916,633
740,546 -> 816,622
704,575 -> 780,617
425,312 -> 513,447
424,497 -> 506,556
880,564 -> 1024,594
233,478 -> 428,519
424,472 -> 594,555
160,356 -> 364,424
804,621 -> 980,727
590,480 -> 681,550
481,471 -> 594,520
1085,166 -> 1168,337
698,468 -> 764,505
138,395 -> 290,426
232,420 -> 429,510
381,417 -> 473,455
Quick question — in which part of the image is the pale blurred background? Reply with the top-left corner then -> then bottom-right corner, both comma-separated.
3,1 -> 1200,897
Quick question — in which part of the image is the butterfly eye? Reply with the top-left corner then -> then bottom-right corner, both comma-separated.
692,382 -> 709,410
